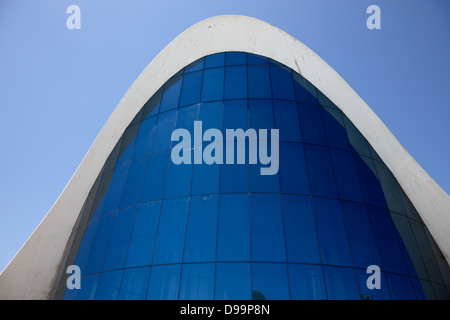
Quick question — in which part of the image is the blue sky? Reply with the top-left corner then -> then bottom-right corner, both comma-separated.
0,0 -> 449,273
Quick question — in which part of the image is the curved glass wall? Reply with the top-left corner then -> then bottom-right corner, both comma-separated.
58,52 -> 450,300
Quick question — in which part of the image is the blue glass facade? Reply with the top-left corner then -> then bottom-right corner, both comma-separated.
59,52 -> 450,300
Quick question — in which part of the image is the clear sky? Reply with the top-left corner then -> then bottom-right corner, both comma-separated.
0,0 -> 449,273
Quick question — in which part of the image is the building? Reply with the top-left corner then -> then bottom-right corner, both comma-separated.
1,15 -> 449,300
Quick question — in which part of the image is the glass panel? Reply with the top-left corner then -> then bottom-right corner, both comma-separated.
92,197 -> 105,219
75,274 -> 99,300
288,264 -> 326,300
293,73 -> 319,104
217,194 -> 250,262
223,99 -> 248,134
101,162 -> 130,214
118,267 -> 150,300
151,109 -> 177,153
247,53 -> 268,65
185,58 -> 204,73
397,230 -> 418,279
248,65 -> 271,99
220,152 -> 249,193
198,101 -> 222,131
225,52 -> 246,66
251,194 -> 286,262
103,207 -> 137,272
321,106 -> 351,151
126,201 -> 161,268
410,220 -> 444,284
401,189 -> 421,220
368,206 -> 408,275
412,278 -> 433,300
142,87 -> 162,119
374,161 -> 406,215
390,213 -> 429,280
340,201 -> 382,269
132,116 -> 156,159
385,273 -> 416,300
313,197 -> 353,267
191,153 -> 220,195
329,149 -> 364,202
298,103 -> 326,145
183,195 -> 218,263
130,109 -> 144,125
179,70 -> 202,107
353,154 -> 387,208
279,142 -> 309,195
283,195 -> 320,264
147,264 -> 181,300
304,144 -> 338,198
250,162 -> 280,193
95,270 -> 123,300
431,283 -> 450,300
159,73 -> 183,112
84,212 -> 116,275
179,263 -> 215,300
164,157 -> 192,198
270,64 -> 295,100
116,124 -> 138,166
317,90 -> 334,108
252,263 -> 290,300
323,266 -> 360,300
140,150 -> 170,203
248,99 -> 274,131
273,100 -> 301,142
119,156 -> 148,209
74,217 -> 100,274
215,263 -> 252,300
201,67 -> 224,102
224,65 -> 247,99
152,197 -> 189,265
425,228 -> 450,288
204,53 -> 225,69
343,116 -> 372,158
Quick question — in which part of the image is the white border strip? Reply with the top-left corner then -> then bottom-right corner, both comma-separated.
1,15 -> 448,299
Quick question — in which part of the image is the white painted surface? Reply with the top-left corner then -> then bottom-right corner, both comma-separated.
0,15 -> 448,300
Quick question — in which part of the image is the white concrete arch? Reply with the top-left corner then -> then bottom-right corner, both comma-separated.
0,15 -> 448,299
